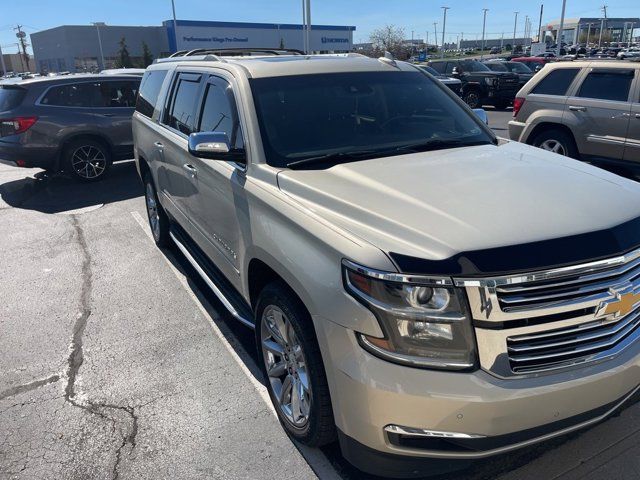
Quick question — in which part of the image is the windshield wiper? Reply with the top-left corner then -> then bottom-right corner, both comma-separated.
286,150 -> 377,169
394,138 -> 494,153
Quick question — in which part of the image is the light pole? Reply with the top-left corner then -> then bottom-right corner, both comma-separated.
598,18 -> 604,48
480,8 -> 488,58
305,0 -> 311,53
441,7 -> 449,59
91,22 -> 105,70
0,43 -> 7,76
586,23 -> 592,46
171,0 -> 178,52
557,0 -> 566,56
513,12 -> 519,52
434,22 -> 438,50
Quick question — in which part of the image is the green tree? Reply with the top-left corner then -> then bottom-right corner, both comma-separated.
115,37 -> 133,68
141,41 -> 154,67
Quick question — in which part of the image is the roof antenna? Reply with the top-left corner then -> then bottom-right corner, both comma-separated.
379,51 -> 398,68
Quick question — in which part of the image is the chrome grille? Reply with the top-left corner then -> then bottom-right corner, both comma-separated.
457,248 -> 640,377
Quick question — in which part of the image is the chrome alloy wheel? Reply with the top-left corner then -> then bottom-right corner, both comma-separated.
540,139 -> 567,156
71,145 -> 106,179
145,182 -> 160,240
261,305 -> 312,427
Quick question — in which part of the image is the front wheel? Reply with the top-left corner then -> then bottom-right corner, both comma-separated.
256,282 -> 336,447
463,89 -> 482,109
143,173 -> 171,247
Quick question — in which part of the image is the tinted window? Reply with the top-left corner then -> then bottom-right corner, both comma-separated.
250,72 -> 494,168
459,60 -> 491,72
197,78 -> 244,149
429,62 -> 446,74
0,86 -> 26,111
507,62 -> 532,73
165,73 -> 202,135
578,70 -> 634,102
41,83 -> 102,107
136,70 -> 168,118
486,63 -> 509,72
531,68 -> 579,95
99,81 -> 139,107
41,81 -> 139,108
419,66 -> 440,76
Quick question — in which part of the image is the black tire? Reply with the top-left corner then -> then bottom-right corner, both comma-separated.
463,89 -> 482,109
255,282 -> 336,447
143,173 -> 171,247
532,129 -> 579,159
63,138 -> 112,182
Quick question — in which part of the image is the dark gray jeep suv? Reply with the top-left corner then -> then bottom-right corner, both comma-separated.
0,74 -> 140,181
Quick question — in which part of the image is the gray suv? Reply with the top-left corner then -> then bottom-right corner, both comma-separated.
133,51 -> 640,478
0,75 -> 140,181
509,61 -> 640,174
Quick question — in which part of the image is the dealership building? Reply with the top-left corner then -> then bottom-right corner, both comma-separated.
31,20 -> 355,73
543,17 -> 639,44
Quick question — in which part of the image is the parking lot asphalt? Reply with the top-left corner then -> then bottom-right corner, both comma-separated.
1,153 -> 640,480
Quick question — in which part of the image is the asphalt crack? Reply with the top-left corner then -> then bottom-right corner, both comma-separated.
63,215 -> 139,480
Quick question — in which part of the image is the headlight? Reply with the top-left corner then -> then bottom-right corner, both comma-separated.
343,260 -> 477,370
484,77 -> 497,86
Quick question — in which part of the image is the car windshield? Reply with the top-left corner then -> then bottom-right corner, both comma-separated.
487,62 -> 509,72
459,60 -> 491,72
507,62 -> 532,73
250,71 -> 494,169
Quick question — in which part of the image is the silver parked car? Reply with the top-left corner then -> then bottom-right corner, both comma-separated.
509,61 -> 640,174
133,51 -> 640,478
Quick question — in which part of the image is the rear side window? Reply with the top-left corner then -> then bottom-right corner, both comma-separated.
40,81 -> 139,108
41,83 -> 101,107
577,70 -> 634,102
429,62 -> 446,74
197,77 -> 244,149
531,68 -> 579,96
100,81 -> 139,108
0,86 -> 26,111
486,63 -> 508,72
136,70 -> 168,118
164,73 -> 202,135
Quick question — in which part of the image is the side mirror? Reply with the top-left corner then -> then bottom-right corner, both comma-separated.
473,108 -> 489,125
188,131 -> 246,164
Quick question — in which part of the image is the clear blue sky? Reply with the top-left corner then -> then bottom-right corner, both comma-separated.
1,0 -> 639,54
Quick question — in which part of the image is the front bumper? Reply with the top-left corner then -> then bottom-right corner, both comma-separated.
314,315 -> 640,475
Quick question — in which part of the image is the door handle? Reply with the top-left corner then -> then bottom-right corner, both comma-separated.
183,163 -> 198,176
569,106 -> 587,112
100,113 -> 116,117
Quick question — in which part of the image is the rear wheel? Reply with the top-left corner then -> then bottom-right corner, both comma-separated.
256,282 -> 336,447
143,173 -> 171,247
63,138 -> 112,182
532,129 -> 578,158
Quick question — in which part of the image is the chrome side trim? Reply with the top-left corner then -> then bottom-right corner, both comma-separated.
586,135 -> 627,146
383,384 -> 640,460
169,231 -> 255,329
384,424 -> 485,440
342,258 -> 453,286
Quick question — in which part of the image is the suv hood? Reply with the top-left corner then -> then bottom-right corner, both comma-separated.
277,141 -> 640,274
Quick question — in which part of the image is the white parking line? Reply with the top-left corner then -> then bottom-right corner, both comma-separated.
130,210 -> 340,480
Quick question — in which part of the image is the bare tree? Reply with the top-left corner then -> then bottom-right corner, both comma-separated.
369,25 -> 410,59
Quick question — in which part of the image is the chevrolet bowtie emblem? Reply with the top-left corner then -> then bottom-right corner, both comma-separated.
596,288 -> 640,319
